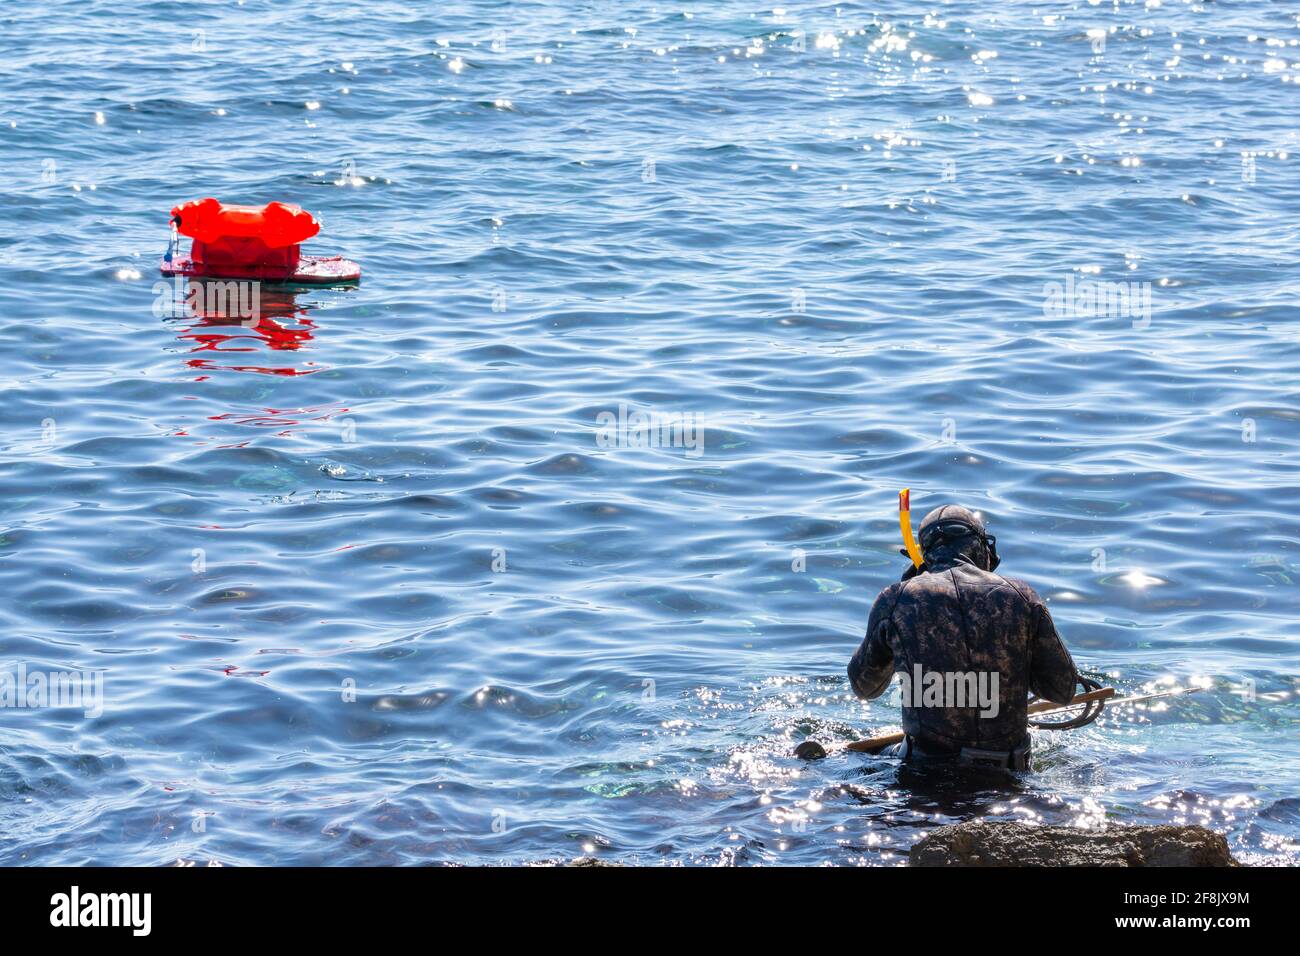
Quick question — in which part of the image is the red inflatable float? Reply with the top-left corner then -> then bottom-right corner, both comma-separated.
160,198 -> 360,284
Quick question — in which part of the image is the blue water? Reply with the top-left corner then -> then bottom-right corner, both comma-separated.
1,0 -> 1297,866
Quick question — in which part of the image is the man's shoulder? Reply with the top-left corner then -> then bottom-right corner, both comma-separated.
878,568 -> 957,603
947,563 -> 1044,601
871,574 -> 931,609
872,579 -> 906,604
988,572 -> 1046,606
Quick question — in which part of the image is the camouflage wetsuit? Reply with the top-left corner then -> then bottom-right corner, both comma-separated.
847,505 -> 1079,758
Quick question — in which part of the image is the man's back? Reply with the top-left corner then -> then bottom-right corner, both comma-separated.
849,557 -> 1078,753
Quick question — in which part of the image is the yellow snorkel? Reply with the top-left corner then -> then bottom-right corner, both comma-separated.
899,488 -> 924,568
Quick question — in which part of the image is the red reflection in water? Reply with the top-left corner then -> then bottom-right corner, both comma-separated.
168,283 -> 325,377
222,666 -> 270,677
207,403 -> 350,428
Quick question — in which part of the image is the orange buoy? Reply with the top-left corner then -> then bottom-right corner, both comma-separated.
161,198 -> 359,284
172,198 -> 320,247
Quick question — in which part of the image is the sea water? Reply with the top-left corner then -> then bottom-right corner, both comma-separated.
0,0 -> 1296,865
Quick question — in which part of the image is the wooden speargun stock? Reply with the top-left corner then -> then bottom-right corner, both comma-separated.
844,686 -> 1117,754
834,684 -> 1205,756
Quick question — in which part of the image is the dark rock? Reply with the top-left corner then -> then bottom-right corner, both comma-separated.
568,856 -> 620,866
908,820 -> 1239,867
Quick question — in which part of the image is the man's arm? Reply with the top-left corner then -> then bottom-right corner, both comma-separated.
847,586 -> 898,700
1026,593 -> 1078,704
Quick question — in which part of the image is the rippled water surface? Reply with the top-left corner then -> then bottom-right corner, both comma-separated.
1,0 -> 1298,866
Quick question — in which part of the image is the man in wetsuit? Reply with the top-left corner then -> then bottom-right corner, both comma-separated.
847,505 -> 1079,769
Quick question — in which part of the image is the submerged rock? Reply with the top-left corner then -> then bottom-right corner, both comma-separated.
909,820 -> 1239,867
